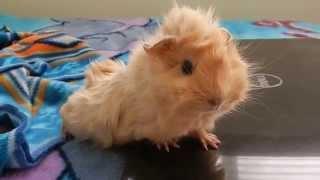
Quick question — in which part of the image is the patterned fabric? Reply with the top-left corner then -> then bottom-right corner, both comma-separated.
0,151 -> 74,180
0,30 -> 103,173
220,20 -> 320,39
0,26 -> 19,50
0,13 -> 55,32
0,14 -> 156,179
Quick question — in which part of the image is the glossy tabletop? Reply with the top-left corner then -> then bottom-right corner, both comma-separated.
119,39 -> 320,180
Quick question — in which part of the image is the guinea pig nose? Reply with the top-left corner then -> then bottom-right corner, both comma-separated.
208,98 -> 222,110
208,99 -> 218,106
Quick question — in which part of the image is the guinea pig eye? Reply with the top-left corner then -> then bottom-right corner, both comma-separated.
181,59 -> 193,75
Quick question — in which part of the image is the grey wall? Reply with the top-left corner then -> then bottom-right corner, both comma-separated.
0,0 -> 318,23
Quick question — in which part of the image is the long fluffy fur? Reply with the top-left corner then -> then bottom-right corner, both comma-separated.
60,5 -> 250,148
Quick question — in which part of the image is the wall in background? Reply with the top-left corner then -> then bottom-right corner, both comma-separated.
0,0 -> 318,23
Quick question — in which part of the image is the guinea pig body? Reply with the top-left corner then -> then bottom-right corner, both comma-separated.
60,5 -> 250,150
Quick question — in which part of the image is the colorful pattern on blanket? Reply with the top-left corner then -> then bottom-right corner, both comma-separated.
1,14 -> 320,180
0,29 -> 102,176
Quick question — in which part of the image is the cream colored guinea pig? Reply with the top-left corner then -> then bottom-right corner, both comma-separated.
60,4 -> 250,151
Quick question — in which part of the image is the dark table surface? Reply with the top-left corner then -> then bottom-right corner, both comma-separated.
118,39 -> 320,180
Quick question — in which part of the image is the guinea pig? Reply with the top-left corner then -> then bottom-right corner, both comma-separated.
60,4 -> 250,151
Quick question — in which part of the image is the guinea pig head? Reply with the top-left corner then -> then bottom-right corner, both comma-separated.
143,30 -> 250,119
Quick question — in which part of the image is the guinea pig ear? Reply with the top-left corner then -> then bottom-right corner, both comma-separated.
220,28 -> 232,43
143,37 -> 177,55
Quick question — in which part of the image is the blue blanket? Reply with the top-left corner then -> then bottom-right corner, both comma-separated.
0,15 -> 159,177
0,29 -> 104,173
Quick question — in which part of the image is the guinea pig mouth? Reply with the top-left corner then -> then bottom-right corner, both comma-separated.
201,104 -> 220,113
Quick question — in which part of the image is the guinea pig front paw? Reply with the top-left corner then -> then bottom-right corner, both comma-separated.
154,138 -> 180,152
191,130 -> 221,150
